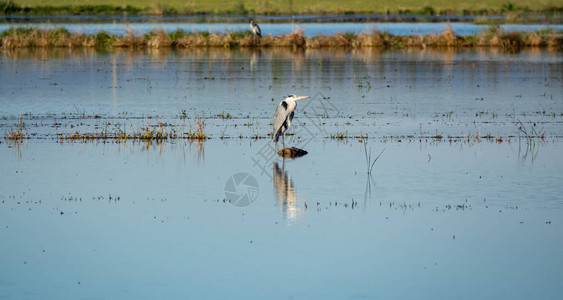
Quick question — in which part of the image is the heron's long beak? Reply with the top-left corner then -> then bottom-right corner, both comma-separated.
295,96 -> 309,100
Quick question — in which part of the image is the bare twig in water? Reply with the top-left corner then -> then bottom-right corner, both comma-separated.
363,142 -> 385,175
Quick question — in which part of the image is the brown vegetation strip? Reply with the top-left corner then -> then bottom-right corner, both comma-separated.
1,26 -> 561,49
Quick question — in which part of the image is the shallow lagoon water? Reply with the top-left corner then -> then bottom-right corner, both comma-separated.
1,48 -> 561,138
1,47 -> 563,299
1,140 -> 563,299
1,21 -> 561,37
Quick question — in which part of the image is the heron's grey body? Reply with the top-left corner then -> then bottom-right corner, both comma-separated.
250,20 -> 261,37
273,95 -> 308,146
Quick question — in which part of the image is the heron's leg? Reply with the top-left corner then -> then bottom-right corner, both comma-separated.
282,134 -> 285,148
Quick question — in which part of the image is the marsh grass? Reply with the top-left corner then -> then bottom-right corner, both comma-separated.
59,117 -> 208,143
517,119 -> 545,162
187,116 -> 208,140
137,122 -> 175,141
517,119 -> 546,145
7,112 -> 556,146
363,142 -> 384,175
329,131 -> 348,140
0,27 -> 94,48
175,32 -> 210,48
112,28 -> 146,48
4,115 -> 27,140
146,29 -> 172,48
1,26 -> 561,49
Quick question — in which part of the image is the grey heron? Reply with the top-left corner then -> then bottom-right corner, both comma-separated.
249,20 -> 261,37
273,94 -> 309,147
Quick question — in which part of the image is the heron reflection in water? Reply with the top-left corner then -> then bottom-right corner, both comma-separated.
249,49 -> 259,71
273,160 -> 302,220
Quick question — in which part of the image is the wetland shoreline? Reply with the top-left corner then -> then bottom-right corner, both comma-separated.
1,26 -> 562,49
1,16 -> 562,298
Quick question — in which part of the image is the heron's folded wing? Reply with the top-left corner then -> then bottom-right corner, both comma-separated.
273,103 -> 286,135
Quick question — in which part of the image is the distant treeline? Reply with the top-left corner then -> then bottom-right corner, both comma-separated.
1,26 -> 561,50
1,0 -> 562,18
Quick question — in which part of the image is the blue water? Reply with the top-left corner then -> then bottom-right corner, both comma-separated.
1,48 -> 561,139
1,139 -> 562,299
0,21 -> 561,36
1,47 -> 563,299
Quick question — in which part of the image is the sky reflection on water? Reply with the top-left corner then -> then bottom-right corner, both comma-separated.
1,139 -> 562,299
1,47 -> 561,139
1,46 -> 562,299
1,21 -> 561,37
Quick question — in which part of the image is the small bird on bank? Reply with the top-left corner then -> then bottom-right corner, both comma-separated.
249,20 -> 262,37
273,94 -> 309,147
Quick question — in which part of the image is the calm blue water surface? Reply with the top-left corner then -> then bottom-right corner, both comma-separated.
1,47 -> 562,299
1,139 -> 562,299
0,21 -> 561,36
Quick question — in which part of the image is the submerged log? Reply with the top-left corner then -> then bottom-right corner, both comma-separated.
278,147 -> 308,158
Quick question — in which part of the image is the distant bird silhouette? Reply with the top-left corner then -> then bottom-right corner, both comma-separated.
249,20 -> 262,37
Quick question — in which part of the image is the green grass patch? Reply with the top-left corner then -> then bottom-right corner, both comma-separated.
94,31 -> 112,47
2,0 -> 562,16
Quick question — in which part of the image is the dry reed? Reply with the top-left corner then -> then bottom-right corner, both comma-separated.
1,26 -> 561,50
4,115 -> 27,140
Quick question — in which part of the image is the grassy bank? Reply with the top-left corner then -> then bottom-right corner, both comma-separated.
1,0 -> 562,17
1,26 -> 561,50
